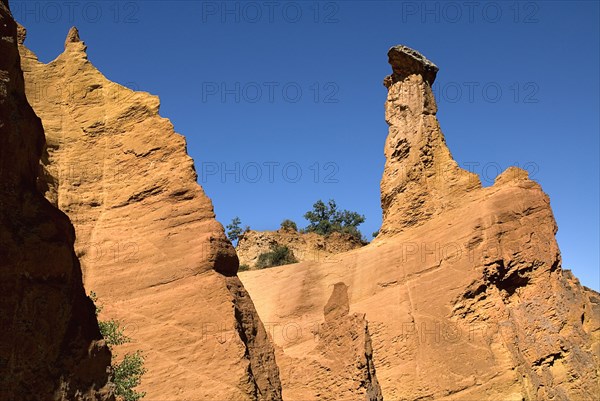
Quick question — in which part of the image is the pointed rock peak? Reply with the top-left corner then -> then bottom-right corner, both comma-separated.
384,44 -> 439,88
63,26 -> 87,54
65,26 -> 80,44
17,23 -> 26,45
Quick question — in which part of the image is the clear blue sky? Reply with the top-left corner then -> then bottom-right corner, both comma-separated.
15,1 -> 599,290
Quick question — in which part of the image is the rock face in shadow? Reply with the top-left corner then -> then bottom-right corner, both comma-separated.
0,3 -> 113,401
19,26 -> 281,400
240,45 -> 600,400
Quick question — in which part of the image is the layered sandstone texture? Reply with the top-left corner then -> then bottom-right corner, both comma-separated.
236,229 -> 364,268
0,3 -> 114,400
19,27 -> 281,400
240,45 -> 600,400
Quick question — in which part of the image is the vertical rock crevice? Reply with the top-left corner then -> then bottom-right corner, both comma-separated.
226,277 -> 283,401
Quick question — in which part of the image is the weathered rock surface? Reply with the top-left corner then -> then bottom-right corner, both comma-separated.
240,45 -> 600,400
237,229 -> 364,268
19,26 -> 281,400
260,282 -> 384,401
0,3 -> 113,400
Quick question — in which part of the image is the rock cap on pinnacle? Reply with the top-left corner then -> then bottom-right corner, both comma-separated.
384,44 -> 439,87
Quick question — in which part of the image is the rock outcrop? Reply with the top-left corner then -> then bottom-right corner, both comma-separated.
240,45 -> 600,400
236,229 -> 364,268
19,26 -> 281,400
317,283 -> 383,401
0,3 -> 113,400
255,281 -> 384,401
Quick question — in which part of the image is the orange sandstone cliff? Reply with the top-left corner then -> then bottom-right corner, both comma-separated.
18,26 -> 281,400
9,11 -> 599,399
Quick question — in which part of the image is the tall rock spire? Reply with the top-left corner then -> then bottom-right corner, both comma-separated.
379,45 -> 480,237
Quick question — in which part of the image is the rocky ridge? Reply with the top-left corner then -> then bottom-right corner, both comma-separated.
18,26 -> 282,400
0,3 -> 113,400
236,229 -> 364,269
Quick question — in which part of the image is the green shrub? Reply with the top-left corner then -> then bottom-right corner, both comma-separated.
303,199 -> 365,240
113,351 -> 146,401
280,219 -> 298,232
256,245 -> 298,269
98,319 -> 130,347
372,230 -> 380,239
90,292 -> 146,401
238,264 -> 250,272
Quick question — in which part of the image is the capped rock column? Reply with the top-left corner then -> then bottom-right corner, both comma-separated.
380,45 -> 480,236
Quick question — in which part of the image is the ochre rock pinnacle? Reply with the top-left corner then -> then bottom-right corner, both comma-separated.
65,26 -> 81,44
239,44 -> 600,400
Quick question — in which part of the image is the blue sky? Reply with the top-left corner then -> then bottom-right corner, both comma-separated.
14,1 -> 599,290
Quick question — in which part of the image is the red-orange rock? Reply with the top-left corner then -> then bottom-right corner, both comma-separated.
19,26 -> 281,400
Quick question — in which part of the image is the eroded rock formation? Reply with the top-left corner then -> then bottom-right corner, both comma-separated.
236,229 -> 364,268
318,283 -> 383,401
240,45 -> 600,400
19,26 -> 281,400
380,45 -> 480,236
0,3 -> 113,400
256,282 -> 384,401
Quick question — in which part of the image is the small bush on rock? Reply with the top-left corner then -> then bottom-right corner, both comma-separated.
256,245 -> 298,269
90,291 -> 146,401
